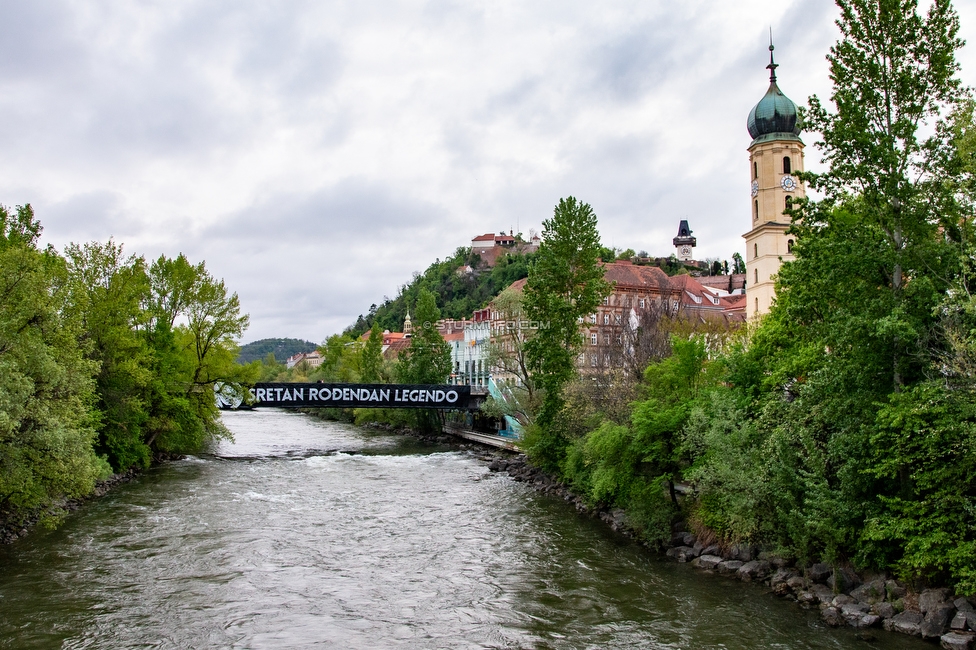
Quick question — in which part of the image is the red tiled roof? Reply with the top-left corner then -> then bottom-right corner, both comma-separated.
382,338 -> 412,360
472,233 -> 496,242
602,261 -> 672,290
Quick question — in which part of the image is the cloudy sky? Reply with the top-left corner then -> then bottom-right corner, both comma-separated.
3,0 -> 976,343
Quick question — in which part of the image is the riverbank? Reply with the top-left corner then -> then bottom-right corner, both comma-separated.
480,452 -> 976,649
0,461 -> 164,544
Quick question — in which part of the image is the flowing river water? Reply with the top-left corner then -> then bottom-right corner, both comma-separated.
0,410 -> 927,649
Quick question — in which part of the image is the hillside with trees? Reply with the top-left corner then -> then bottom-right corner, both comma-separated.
237,338 -> 318,364
345,246 -> 536,337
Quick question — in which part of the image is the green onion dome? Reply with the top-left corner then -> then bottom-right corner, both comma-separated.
746,44 -> 801,145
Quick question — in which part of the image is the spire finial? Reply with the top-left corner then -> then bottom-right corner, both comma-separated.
767,28 -> 778,82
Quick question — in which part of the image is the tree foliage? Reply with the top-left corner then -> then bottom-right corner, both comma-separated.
0,206 -> 103,524
0,204 -> 254,529
522,197 -> 610,471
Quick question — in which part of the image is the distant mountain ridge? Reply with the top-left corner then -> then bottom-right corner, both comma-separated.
238,338 -> 318,364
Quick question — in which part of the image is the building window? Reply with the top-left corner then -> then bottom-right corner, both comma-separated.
755,269 -> 759,283
783,156 -> 791,174
754,200 -> 759,221
787,239 -> 794,253
591,354 -> 598,367
754,243 -> 758,258
603,313 -> 610,325
614,314 -> 621,324
603,296 -> 609,305
604,334 -> 611,345
591,333 -> 597,345
639,298 -> 645,309
755,297 -> 759,312
753,161 -> 758,179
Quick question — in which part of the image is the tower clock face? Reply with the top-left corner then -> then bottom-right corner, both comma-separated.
751,180 -> 759,197
679,245 -> 692,258
780,176 -> 797,192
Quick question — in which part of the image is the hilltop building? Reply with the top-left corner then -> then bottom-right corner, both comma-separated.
743,42 -> 805,318
470,230 -> 541,267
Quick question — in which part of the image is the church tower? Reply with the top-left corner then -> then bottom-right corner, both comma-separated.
743,42 -> 805,319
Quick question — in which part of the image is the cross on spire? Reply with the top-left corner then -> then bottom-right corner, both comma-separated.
767,28 -> 778,82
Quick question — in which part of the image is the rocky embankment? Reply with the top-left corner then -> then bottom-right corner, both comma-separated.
487,453 -> 976,650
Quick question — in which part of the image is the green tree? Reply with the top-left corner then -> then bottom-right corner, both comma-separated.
0,205 -> 103,525
523,197 -> 610,471
705,0 -> 974,580
361,321 -> 384,383
65,240 -> 154,471
731,252 -> 745,275
396,288 -> 451,433
398,288 -> 451,385
802,0 -> 965,389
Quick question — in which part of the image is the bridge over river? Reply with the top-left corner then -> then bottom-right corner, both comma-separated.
217,382 -> 488,411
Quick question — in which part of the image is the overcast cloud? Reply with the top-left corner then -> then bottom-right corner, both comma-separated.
3,0 -> 976,343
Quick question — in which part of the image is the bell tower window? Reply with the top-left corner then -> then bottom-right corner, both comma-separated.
754,243 -> 758,258
783,156 -> 791,174
787,239 -> 794,253
754,200 -> 759,221
753,161 -> 758,179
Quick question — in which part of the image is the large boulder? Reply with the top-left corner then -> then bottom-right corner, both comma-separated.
821,606 -> 844,627
770,568 -> 798,595
886,580 -> 907,600
694,554 -> 723,570
840,602 -> 872,627
885,610 -> 924,636
941,632 -> 975,650
828,567 -> 861,594
810,584 -> 835,605
729,543 -> 755,562
717,560 -> 744,575
786,575 -> 808,593
737,560 -> 772,583
850,580 -> 886,605
666,546 -> 699,563
808,563 -> 832,583
923,605 -> 958,640
921,588 -> 955,613
700,544 -> 722,557
872,602 -> 897,620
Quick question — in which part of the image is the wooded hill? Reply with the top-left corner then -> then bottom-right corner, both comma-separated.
344,247 -> 536,337
237,338 -> 318,364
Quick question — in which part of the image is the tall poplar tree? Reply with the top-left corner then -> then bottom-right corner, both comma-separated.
523,197 -> 609,470
361,321 -> 384,383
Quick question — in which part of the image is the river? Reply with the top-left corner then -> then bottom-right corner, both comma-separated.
0,409 -> 926,649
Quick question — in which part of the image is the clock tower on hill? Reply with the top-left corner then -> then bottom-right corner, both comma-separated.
743,42 -> 805,319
